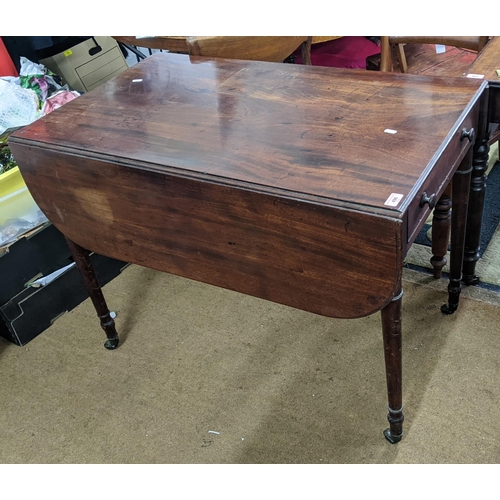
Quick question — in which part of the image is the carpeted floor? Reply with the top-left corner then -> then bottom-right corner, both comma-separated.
1,263 -> 500,464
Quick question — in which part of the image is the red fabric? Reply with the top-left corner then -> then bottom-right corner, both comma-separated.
295,36 -> 380,68
0,38 -> 18,77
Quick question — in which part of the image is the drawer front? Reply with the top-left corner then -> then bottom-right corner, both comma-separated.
406,108 -> 477,246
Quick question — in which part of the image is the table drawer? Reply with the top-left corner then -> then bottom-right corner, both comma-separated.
406,111 -> 476,245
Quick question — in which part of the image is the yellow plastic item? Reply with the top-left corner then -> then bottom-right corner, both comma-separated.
0,166 -> 25,197
0,167 -> 47,241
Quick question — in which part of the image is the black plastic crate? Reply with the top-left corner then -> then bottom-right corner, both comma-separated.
0,223 -> 127,346
0,223 -> 74,305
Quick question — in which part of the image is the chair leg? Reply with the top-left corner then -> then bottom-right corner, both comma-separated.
379,37 -> 393,72
301,37 -> 312,65
396,44 -> 408,73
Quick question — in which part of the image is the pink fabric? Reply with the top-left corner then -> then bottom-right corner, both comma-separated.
294,36 -> 380,68
43,90 -> 79,114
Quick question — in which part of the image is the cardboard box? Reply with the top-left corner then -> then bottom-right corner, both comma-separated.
39,36 -> 128,93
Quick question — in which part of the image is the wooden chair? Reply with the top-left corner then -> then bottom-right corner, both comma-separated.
379,36 -> 489,74
185,36 -> 312,64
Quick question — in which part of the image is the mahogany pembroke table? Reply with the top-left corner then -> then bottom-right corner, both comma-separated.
9,53 -> 487,443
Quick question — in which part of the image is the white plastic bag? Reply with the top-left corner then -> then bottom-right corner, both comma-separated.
0,78 -> 42,136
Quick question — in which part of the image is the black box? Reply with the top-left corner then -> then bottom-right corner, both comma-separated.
1,223 -> 72,305
0,223 -> 128,346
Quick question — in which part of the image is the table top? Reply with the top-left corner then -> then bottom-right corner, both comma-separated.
9,53 -> 486,319
464,36 -> 500,81
464,37 -> 500,125
12,52 -> 484,215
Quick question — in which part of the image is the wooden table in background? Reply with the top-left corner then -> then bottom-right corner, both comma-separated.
9,53 -> 486,444
112,36 -> 342,53
113,36 -> 190,52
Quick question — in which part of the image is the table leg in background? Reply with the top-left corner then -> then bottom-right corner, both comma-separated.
463,88 -> 490,285
442,149 -> 473,314
65,237 -> 120,350
462,136 -> 490,285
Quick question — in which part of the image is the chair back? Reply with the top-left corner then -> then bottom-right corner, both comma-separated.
380,36 -> 489,73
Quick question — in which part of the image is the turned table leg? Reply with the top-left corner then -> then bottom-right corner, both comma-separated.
463,88 -> 490,286
442,149 -> 473,315
462,135 -> 490,285
430,183 -> 452,279
65,237 -> 120,350
381,283 -> 404,444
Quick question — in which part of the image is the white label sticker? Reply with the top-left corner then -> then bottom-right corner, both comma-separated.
466,73 -> 485,79
132,79 -> 143,83
384,129 -> 397,134
436,44 -> 446,54
384,193 -> 404,207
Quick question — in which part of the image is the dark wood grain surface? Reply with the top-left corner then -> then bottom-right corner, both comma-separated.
9,53 -> 485,319
11,53 -> 483,214
9,143 -> 402,319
